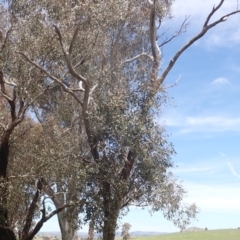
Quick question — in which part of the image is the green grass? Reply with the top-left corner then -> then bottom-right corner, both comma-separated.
132,229 -> 240,240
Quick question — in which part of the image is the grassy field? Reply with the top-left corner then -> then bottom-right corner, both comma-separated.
132,229 -> 240,240
35,229 -> 240,240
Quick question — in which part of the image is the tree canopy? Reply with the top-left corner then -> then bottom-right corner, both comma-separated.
0,1 -> 239,240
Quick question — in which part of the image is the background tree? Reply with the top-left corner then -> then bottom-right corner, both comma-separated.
0,2 -> 86,239
121,223 -> 132,240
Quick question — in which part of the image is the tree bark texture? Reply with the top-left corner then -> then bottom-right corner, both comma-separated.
54,195 -> 78,240
0,138 -> 17,240
102,181 -> 122,240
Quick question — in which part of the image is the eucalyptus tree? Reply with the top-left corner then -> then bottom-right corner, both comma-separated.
16,1 -> 240,240
1,1 -> 240,240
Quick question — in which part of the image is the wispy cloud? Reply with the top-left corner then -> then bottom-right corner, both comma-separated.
173,167 -> 211,174
164,115 -> 240,134
227,162 -> 240,180
211,77 -> 229,85
186,116 -> 240,127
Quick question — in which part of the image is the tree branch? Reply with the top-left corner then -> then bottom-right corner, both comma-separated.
53,25 -> 88,86
158,1 -> 240,86
24,199 -> 85,240
17,51 -> 83,107
159,17 -> 190,48
203,0 -> 224,27
69,26 -> 80,56
121,53 -> 153,65
21,179 -> 44,240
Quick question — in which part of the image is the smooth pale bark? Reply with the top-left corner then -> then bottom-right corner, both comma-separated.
58,215 -> 78,240
44,185 -> 78,240
87,220 -> 94,240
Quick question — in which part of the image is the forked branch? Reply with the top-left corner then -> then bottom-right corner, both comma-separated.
156,0 -> 240,86
149,0 -> 240,89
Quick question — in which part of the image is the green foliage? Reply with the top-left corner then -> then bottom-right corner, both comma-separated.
0,0 -> 199,239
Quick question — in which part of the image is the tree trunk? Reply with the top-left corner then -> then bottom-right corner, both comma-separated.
102,204 -> 120,240
44,181 -> 78,240
87,220 -> 94,240
59,219 -> 78,240
53,194 -> 78,240
0,226 -> 17,240
0,139 -> 17,240
102,182 -> 122,240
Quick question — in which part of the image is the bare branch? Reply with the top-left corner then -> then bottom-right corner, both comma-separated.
73,56 -> 87,68
121,53 -> 153,65
25,198 -> 85,240
69,26 -> 80,55
158,2 -> 240,86
53,25 -> 88,86
3,80 -> 17,87
159,17 -> 190,48
203,0 -> 224,28
0,91 -> 12,102
164,74 -> 182,89
17,51 -> 83,106
89,84 -> 98,99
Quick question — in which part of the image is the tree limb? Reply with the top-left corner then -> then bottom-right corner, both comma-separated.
158,1 -> 240,86
53,25 -> 88,86
69,26 -> 80,56
121,53 -> 153,66
21,179 -> 44,240
159,17 -> 190,48
17,51 -> 83,107
203,0 -> 224,28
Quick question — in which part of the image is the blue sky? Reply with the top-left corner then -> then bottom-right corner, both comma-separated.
41,0 -> 240,234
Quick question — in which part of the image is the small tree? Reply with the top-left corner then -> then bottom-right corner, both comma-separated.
121,223 -> 132,240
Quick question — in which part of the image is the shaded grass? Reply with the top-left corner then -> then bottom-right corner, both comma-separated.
132,229 -> 240,240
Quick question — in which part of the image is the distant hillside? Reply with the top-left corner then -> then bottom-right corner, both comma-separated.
129,231 -> 167,236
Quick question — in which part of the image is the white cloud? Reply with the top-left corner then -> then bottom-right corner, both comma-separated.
184,182 -> 240,211
211,77 -> 229,85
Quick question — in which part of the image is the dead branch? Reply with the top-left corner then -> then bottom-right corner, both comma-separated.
159,16 -> 190,48
157,0 -> 240,86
